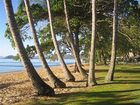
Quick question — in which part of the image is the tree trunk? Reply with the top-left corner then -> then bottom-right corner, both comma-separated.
46,0 -> 75,82
74,27 -> 81,73
63,0 -> 87,79
24,0 -> 66,88
105,0 -> 118,82
101,49 -> 107,65
4,0 -> 54,96
74,62 -> 79,73
88,0 -> 97,87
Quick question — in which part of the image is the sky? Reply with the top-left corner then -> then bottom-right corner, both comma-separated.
0,0 -> 140,57
0,0 -> 20,56
0,0 -> 47,57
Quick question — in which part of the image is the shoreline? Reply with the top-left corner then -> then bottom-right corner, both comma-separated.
0,69 -> 24,74
0,64 -> 88,105
0,63 -> 76,74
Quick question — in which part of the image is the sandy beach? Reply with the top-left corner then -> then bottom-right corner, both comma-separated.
0,64 -> 89,105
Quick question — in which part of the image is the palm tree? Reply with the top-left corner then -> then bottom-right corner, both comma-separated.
63,0 -> 87,79
74,28 -> 81,73
24,0 -> 66,88
88,0 -> 97,87
45,0 -> 75,82
105,0 -> 118,82
4,0 -> 54,96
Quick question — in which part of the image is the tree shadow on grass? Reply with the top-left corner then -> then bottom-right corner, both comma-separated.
117,69 -> 140,73
95,68 -> 140,73
27,88 -> 140,105
116,75 -> 140,79
62,89 -> 140,105
56,89 -> 140,105
113,80 -> 140,85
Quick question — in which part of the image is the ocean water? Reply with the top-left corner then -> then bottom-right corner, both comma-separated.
0,59 -> 75,73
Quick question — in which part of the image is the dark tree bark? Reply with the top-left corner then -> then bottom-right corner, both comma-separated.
101,49 -> 107,65
74,27 -> 81,73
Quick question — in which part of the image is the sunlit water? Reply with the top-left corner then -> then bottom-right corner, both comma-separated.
0,59 -> 75,73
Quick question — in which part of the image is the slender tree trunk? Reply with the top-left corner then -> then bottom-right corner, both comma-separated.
74,62 -> 79,73
88,0 -> 97,87
24,0 -> 66,88
63,0 -> 87,79
74,27 -> 81,62
46,0 -> 75,82
105,0 -> 118,82
4,0 -> 54,96
74,28 -> 81,73
101,49 -> 107,65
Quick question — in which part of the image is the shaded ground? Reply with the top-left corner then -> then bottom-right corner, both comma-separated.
0,64 -> 140,105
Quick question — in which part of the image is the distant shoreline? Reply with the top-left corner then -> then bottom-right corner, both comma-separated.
0,54 -> 75,60
0,63 -> 75,74
0,69 -> 24,74
0,58 -> 75,73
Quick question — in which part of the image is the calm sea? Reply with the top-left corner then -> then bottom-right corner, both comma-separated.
0,59 -> 75,73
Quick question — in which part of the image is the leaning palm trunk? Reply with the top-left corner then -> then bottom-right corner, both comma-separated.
63,0 -> 87,79
24,0 -> 66,88
88,0 -> 97,87
4,0 -> 54,96
105,0 -> 118,82
46,0 -> 75,82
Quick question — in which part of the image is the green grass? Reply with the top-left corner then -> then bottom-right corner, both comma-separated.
16,64 -> 140,105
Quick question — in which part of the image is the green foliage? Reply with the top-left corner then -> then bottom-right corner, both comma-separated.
26,45 -> 37,58
51,0 -> 64,15
5,0 -> 140,62
119,5 -> 140,55
13,54 -> 20,61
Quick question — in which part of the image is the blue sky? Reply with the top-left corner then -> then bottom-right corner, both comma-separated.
0,0 -> 20,56
0,0 -> 47,57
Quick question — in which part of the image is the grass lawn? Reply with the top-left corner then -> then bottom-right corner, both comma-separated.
16,64 -> 140,105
